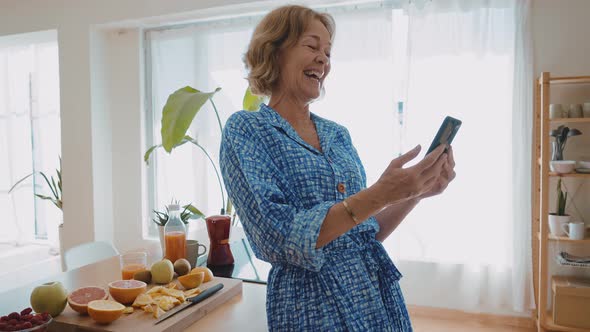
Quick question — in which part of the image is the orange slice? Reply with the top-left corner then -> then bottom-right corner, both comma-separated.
87,300 -> 125,324
178,272 -> 204,289
189,267 -> 214,282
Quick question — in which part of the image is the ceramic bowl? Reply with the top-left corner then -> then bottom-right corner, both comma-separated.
577,160 -> 590,169
550,160 -> 576,174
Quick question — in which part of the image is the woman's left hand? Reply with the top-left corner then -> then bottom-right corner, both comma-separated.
418,146 -> 456,199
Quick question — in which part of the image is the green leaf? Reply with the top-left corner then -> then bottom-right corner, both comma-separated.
242,86 -> 267,111
8,173 -> 34,193
35,194 -> 54,201
144,144 -> 161,165
144,138 -> 195,165
183,204 -> 205,220
161,86 -> 221,153
39,172 -> 58,200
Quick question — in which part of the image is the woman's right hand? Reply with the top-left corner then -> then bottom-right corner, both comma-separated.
373,144 -> 448,206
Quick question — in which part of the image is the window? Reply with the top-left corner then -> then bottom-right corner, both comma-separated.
145,1 -> 531,313
0,30 -> 61,246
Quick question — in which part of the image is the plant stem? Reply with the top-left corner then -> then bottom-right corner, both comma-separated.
188,139 -> 226,215
209,98 -> 230,215
210,99 -> 223,137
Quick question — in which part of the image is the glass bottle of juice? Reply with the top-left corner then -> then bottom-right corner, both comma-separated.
164,204 -> 186,263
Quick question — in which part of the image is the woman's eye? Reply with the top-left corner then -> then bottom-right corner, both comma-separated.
306,45 -> 318,50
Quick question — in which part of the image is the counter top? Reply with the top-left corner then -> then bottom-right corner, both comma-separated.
0,255 -> 268,331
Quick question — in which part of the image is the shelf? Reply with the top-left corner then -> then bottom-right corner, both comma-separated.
544,312 -> 590,331
549,172 -> 590,178
550,118 -> 590,124
548,234 -> 590,243
548,76 -> 590,85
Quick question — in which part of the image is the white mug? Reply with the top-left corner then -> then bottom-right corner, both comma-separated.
561,222 -> 585,240
583,102 -> 590,118
549,104 -> 563,119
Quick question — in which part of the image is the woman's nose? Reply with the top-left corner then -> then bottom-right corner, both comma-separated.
315,53 -> 329,65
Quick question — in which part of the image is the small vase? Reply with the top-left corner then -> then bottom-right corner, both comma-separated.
206,215 -> 234,266
551,141 -> 564,161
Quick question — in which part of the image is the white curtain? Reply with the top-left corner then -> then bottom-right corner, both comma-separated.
0,36 -> 61,249
380,0 -> 534,315
147,0 -> 533,315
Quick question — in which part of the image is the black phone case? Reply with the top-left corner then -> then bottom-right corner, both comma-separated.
426,116 -> 462,154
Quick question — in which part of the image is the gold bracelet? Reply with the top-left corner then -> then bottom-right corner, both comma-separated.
342,199 -> 360,225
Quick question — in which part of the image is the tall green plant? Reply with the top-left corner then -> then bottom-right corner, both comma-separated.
144,86 -> 266,217
555,178 -> 568,216
8,157 -> 62,211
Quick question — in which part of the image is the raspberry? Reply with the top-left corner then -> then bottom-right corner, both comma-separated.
22,321 -> 33,328
19,308 -> 32,316
6,313 -> 18,321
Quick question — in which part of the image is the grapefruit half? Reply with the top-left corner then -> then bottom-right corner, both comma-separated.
68,286 -> 109,314
108,279 -> 147,305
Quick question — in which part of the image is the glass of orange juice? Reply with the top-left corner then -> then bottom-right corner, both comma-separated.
120,251 -> 147,280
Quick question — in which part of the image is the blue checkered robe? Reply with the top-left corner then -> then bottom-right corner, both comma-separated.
220,104 -> 412,331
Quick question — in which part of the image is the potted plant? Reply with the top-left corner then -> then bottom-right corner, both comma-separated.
8,158 -> 63,258
548,178 -> 570,237
152,199 -> 204,255
144,86 -> 266,265
9,157 -> 63,213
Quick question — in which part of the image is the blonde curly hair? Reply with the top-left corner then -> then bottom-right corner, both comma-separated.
243,5 -> 335,96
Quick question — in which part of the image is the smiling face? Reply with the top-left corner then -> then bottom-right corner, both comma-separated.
273,19 -> 332,105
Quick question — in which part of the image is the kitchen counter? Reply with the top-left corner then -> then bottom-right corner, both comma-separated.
185,281 -> 267,331
0,255 -> 268,331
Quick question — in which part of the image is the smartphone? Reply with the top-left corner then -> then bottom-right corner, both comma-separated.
426,116 -> 462,155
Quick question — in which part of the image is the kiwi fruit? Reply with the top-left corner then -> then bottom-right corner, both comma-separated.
173,258 -> 191,276
133,270 -> 152,284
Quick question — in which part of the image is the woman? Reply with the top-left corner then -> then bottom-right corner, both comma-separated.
220,5 -> 455,331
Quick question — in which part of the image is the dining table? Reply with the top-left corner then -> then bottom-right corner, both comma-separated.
0,244 -> 269,331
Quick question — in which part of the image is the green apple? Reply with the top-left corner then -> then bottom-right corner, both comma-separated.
30,281 -> 68,317
151,259 -> 174,284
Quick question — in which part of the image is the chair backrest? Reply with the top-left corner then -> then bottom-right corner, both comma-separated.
64,241 -> 119,271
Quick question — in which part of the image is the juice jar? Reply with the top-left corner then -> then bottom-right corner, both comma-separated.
164,204 -> 186,263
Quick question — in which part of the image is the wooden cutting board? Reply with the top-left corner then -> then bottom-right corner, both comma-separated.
51,277 -> 242,332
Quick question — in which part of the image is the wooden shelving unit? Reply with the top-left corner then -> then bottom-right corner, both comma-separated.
545,313 -> 590,332
548,173 -> 590,178
533,72 -> 590,332
550,118 -> 590,124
